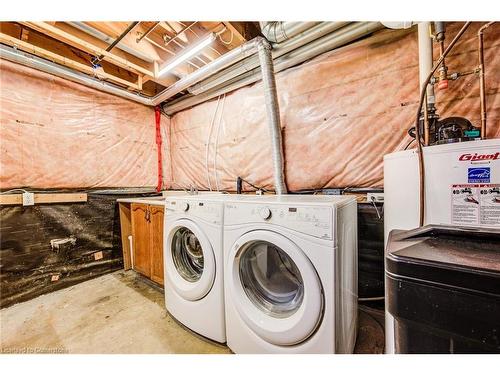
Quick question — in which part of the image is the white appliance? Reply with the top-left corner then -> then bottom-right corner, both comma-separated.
384,138 -> 500,353
163,194 -> 228,343
223,195 -> 358,353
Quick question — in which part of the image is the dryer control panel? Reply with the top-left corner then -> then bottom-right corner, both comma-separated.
225,202 -> 333,240
165,199 -> 222,225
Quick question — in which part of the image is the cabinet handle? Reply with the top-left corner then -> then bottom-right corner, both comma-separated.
145,209 -> 151,222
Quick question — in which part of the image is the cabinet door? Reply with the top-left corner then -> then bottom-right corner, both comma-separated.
131,203 -> 151,277
149,206 -> 165,285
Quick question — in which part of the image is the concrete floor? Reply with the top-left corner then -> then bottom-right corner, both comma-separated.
0,270 -> 384,354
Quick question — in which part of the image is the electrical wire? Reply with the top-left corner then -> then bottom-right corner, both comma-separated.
213,94 -> 226,192
414,22 -> 471,227
218,29 -> 234,45
370,195 -> 384,220
0,188 -> 29,195
169,182 -> 194,194
205,96 -> 222,191
403,138 -> 415,150
239,178 -> 268,193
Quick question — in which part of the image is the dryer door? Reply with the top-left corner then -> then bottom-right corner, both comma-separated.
165,219 -> 216,301
228,230 -> 324,346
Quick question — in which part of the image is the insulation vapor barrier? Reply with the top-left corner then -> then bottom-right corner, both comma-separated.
169,23 -> 500,191
0,60 -> 171,189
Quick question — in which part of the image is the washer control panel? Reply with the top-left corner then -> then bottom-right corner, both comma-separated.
166,199 -> 222,224
225,202 -> 333,239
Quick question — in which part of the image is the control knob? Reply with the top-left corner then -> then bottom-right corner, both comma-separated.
259,207 -> 272,220
180,202 -> 189,212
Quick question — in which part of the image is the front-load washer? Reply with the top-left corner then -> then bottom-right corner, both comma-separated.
223,195 -> 358,353
163,194 -> 228,343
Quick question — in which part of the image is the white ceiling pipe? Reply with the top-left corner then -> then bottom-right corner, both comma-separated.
164,22 -> 383,114
188,22 -> 350,96
149,37 -> 268,106
260,21 -> 320,43
0,45 -> 153,106
417,22 -> 435,105
380,22 -> 434,103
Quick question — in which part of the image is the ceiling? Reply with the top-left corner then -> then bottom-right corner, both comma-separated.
0,21 -> 261,97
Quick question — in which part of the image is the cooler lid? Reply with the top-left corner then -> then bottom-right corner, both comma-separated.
386,225 -> 500,295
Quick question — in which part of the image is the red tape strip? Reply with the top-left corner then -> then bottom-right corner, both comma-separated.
155,106 -> 163,192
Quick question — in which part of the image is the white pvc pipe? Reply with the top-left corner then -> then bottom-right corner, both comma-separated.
150,37 -> 265,105
417,22 -> 435,105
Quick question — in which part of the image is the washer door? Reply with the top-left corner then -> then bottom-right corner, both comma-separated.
228,230 -> 324,346
165,219 -> 216,301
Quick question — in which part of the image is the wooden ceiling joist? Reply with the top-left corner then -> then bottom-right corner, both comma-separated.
223,22 -> 247,44
0,32 -> 141,90
20,22 -> 154,77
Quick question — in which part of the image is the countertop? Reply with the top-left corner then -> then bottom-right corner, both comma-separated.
116,197 -> 166,206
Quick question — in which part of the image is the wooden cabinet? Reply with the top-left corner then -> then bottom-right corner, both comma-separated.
130,203 -> 164,285
149,206 -> 164,284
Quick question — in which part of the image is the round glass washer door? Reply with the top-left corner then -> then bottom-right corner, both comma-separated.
165,219 -> 215,301
228,230 -> 324,346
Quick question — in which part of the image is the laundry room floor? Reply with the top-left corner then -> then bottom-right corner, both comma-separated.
0,271 -> 385,354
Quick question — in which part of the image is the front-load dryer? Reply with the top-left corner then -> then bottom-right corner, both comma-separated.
163,194 -> 228,343
223,195 -> 358,353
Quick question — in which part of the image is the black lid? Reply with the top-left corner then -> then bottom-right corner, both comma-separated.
386,225 -> 500,296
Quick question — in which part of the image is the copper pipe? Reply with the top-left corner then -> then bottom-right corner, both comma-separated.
478,22 -> 495,139
414,22 -> 471,227
438,41 -> 448,83
423,98 -> 430,145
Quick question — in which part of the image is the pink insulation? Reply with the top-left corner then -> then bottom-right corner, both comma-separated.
169,22 -> 499,191
0,59 -> 171,189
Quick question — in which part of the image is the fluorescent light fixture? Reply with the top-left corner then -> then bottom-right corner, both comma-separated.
158,33 -> 217,77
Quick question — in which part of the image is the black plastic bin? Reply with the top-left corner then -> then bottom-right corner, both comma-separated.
386,225 -> 500,353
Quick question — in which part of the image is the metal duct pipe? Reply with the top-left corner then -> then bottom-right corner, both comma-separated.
149,37 -> 268,106
164,22 -> 383,115
189,22 -> 350,96
257,41 -> 287,194
0,45 -> 153,106
260,22 -> 320,43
